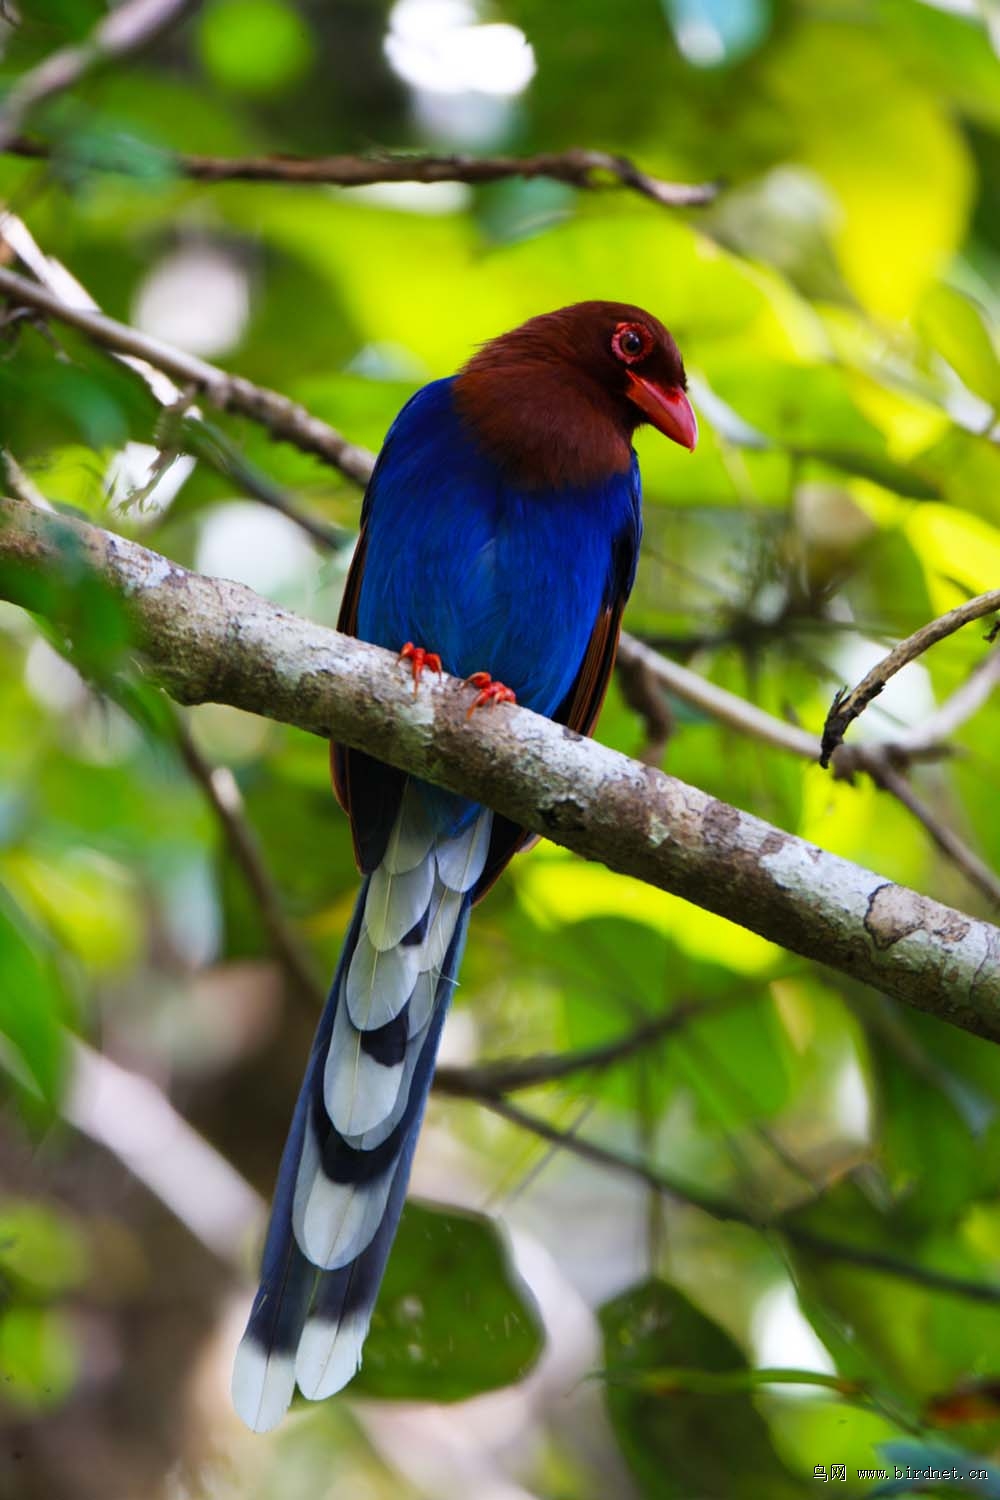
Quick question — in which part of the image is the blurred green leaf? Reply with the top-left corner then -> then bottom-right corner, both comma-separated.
917,284 -> 1000,410
788,1178 -> 1000,1408
197,0 -> 313,97
0,1202 -> 88,1299
765,24 -> 973,318
0,1305 -> 78,1412
797,446 -> 941,501
600,1279 -> 807,1498
351,1201 -> 543,1401
0,883 -> 70,1105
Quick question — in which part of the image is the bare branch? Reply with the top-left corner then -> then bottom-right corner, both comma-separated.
0,0 -> 198,151
618,632 -> 819,760
0,262 -> 375,483
171,711 -> 327,1012
476,1094 -> 1000,1306
434,997 -> 730,1098
2,493 -> 998,1042
1,448 -> 54,511
851,755 -> 1000,910
0,217 -> 355,541
65,1036 -> 263,1263
7,138 -> 718,208
602,1366 -> 869,1400
821,590 -> 1000,766
623,627 -> 1000,778
180,418 -> 353,549
902,644 -> 1000,755
615,643 -> 673,765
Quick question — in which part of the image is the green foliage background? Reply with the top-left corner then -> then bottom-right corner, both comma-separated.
1,0 -> 1000,1496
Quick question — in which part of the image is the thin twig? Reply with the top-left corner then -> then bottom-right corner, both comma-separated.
867,758 -> 1000,909
180,418 -> 353,550
0,209 -> 184,405
821,590 -> 1000,766
622,628 -> 999,775
0,0 -> 199,151
616,644 -> 673,765
602,1365 -> 866,1399
480,1093 -> 1000,1305
618,631 -> 819,760
1,448 -> 54,511
434,997 -> 730,1098
901,645 -> 1000,755
6,138 -> 718,208
172,711 -> 326,1011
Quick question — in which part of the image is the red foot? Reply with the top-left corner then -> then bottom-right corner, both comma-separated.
466,671 -> 517,718
399,641 -> 443,694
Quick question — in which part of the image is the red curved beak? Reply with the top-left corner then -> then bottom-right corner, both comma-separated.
626,373 -> 698,451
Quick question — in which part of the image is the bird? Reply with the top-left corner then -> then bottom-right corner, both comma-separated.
232,300 -> 697,1432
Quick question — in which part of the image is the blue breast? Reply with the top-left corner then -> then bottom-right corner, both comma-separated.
356,378 -> 640,721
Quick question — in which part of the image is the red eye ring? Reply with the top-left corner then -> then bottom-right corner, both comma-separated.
611,321 -> 652,364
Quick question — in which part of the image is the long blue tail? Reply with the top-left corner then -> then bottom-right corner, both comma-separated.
232,789 -> 490,1431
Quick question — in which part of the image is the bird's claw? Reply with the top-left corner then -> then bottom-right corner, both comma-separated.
399,642 -> 443,695
466,672 -> 517,718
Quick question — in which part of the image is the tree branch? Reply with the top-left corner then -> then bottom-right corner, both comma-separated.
7,138 -> 718,208
618,632 -> 819,760
821,591 -> 1000,766
615,642 -> 674,765
2,494 -> 998,1042
0,0 -> 198,151
65,1036 -> 263,1264
860,757 -> 1000,910
620,629 -> 996,773
0,215 -> 354,541
1,447 -> 54,512
602,1366 -> 868,1400
0,262 -> 375,483
902,644 -> 1000,755
475,1094 -> 1000,1306
179,417 -> 353,548
171,711 -> 327,1012
434,997 -> 731,1098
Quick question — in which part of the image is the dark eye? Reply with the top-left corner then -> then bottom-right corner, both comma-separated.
612,322 -> 650,363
